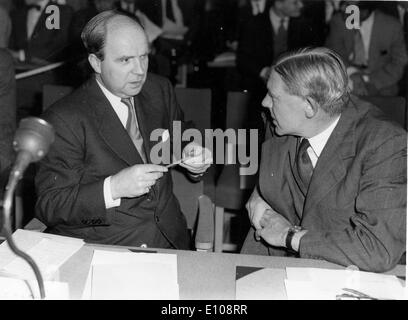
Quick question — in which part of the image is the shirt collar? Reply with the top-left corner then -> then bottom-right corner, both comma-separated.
251,0 -> 266,15
269,7 -> 289,31
361,10 -> 375,30
96,78 -> 125,106
307,115 -> 341,158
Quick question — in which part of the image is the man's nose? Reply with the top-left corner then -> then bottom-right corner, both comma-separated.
261,96 -> 269,108
132,58 -> 144,74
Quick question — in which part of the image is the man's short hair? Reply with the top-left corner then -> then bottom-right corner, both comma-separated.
81,10 -> 144,60
273,47 -> 350,116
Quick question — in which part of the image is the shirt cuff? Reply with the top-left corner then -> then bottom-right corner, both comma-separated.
346,66 -> 359,76
104,176 -> 121,209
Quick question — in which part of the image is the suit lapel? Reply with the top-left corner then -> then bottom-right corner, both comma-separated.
31,3 -> 51,39
86,78 -> 144,166
368,11 -> 381,68
302,100 -> 357,219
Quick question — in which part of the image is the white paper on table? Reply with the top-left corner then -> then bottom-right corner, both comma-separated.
0,229 -> 84,270
0,276 -> 69,300
285,268 -> 405,300
2,238 -> 84,281
81,250 -> 178,300
91,263 -> 179,300
235,268 -> 287,300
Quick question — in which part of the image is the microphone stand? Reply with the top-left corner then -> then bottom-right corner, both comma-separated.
1,155 -> 46,299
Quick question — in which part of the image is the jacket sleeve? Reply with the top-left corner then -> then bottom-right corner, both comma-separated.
299,132 -> 407,272
35,109 -> 115,228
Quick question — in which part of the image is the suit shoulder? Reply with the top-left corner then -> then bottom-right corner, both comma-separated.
42,85 -> 89,123
143,73 -> 173,94
376,10 -> 401,28
352,99 -> 406,145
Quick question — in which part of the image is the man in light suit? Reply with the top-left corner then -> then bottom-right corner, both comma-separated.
325,1 -> 408,96
241,47 -> 406,272
35,11 -> 212,248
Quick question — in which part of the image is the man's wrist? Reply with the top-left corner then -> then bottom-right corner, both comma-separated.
284,226 -> 307,252
290,229 -> 308,252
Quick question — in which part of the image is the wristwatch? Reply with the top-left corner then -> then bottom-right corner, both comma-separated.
285,225 -> 303,252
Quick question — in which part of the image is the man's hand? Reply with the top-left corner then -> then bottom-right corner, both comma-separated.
246,188 -> 272,231
110,164 -> 168,199
179,142 -> 212,175
255,209 -> 292,247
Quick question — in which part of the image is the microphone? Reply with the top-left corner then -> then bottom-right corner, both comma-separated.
195,195 -> 214,252
10,117 -> 55,180
1,117 -> 55,299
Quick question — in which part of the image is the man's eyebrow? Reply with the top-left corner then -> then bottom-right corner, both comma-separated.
116,55 -> 135,60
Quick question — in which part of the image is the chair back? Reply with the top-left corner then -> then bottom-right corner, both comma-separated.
225,91 -> 251,129
42,84 -> 73,111
171,169 -> 204,230
175,88 -> 212,134
361,96 -> 407,130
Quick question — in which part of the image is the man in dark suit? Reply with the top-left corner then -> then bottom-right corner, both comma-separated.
0,49 -> 16,176
9,0 -> 73,62
236,0 -> 319,138
241,47 -> 406,272
35,11 -> 212,248
325,1 -> 408,96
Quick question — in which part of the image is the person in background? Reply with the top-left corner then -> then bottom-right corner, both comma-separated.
241,47 -> 406,272
0,3 -> 11,48
35,11 -> 212,248
9,0 -> 74,63
0,49 -> 16,179
236,0 -> 319,139
325,1 -> 408,96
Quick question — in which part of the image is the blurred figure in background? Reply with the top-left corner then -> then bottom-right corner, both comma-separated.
236,0 -> 319,138
0,2 -> 11,48
326,1 -> 407,96
9,0 -> 74,63
0,49 -> 16,177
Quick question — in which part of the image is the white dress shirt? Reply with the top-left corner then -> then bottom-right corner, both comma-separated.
96,79 -> 136,209
27,0 -> 49,39
325,0 -> 341,24
306,115 -> 341,168
251,0 -> 266,15
269,7 -> 289,35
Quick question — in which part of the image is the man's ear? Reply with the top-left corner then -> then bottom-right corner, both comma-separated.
304,97 -> 319,119
88,54 -> 101,74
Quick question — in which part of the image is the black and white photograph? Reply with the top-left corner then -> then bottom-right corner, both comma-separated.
0,0 -> 406,306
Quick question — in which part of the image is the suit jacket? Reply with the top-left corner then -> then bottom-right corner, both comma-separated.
236,11 -> 320,87
242,96 -> 407,272
35,74 -> 192,249
0,49 -> 16,176
325,10 -> 408,96
9,0 -> 73,62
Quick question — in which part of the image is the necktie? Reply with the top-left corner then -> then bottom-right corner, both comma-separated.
121,98 -> 147,163
165,0 -> 175,22
296,138 -> 313,195
274,18 -> 288,60
353,30 -> 366,67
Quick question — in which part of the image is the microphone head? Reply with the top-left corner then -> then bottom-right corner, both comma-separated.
13,117 -> 55,162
